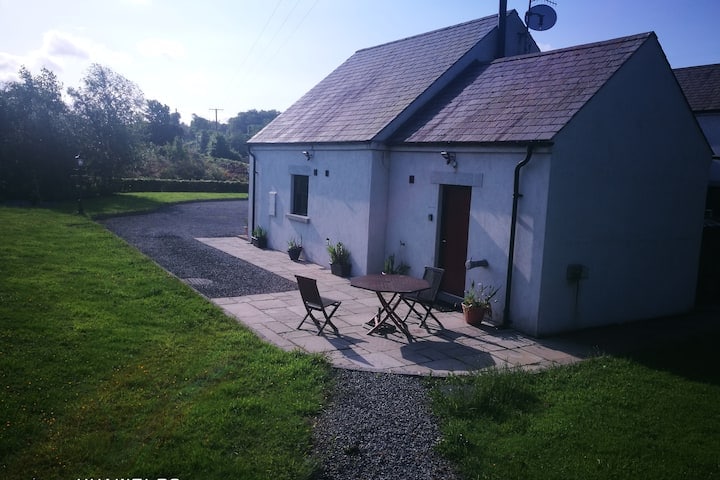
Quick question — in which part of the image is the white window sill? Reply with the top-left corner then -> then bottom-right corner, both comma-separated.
286,213 -> 310,224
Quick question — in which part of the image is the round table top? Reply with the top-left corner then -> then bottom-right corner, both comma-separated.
350,274 -> 429,293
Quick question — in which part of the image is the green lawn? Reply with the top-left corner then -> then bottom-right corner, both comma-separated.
0,196 -> 327,479
57,191 -> 248,217
430,337 -> 720,479
2,192 -> 719,479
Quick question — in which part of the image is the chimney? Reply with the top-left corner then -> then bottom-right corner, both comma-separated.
496,0 -> 507,59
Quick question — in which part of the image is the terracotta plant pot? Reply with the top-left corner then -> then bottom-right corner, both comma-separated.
462,304 -> 488,326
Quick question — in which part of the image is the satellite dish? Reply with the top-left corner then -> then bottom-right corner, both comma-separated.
525,3 -> 557,31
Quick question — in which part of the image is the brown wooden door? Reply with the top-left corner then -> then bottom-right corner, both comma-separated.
438,185 -> 471,296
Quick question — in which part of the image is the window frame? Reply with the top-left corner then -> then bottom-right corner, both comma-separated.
290,174 -> 309,217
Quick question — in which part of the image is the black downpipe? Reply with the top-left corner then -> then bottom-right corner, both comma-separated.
502,144 -> 535,327
249,147 -> 257,238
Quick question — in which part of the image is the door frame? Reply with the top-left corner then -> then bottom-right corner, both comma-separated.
436,184 -> 472,299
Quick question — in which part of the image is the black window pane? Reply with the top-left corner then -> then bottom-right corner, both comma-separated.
292,175 -> 308,216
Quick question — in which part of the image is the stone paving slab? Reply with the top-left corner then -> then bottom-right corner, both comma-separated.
197,237 -> 718,376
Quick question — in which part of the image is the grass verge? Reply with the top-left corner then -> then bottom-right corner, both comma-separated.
0,200 -> 327,479
430,338 -> 720,479
55,191 -> 248,217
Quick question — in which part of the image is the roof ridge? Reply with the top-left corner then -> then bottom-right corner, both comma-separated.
392,30 -> 660,144
674,63 -> 720,72
490,31 -> 654,65
355,10 -> 517,54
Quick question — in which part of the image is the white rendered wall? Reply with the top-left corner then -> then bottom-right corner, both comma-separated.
697,114 -> 720,157
697,114 -> 720,186
249,144 -> 379,275
537,38 -> 712,335
384,146 -> 551,328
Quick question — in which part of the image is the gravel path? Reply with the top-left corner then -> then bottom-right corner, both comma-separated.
100,200 -> 298,298
99,200 -> 460,480
313,369 -> 459,480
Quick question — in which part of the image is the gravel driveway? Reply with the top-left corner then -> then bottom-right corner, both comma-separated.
100,200 -> 460,480
100,200 -> 297,298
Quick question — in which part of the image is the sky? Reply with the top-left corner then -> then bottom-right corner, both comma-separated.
1,0 -> 719,125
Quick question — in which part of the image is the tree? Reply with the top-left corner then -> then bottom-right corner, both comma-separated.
190,114 -> 213,133
0,67 -> 75,201
145,99 -> 182,145
209,133 -> 239,160
68,64 -> 145,189
226,109 -> 279,157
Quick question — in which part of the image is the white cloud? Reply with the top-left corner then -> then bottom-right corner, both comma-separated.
0,52 -> 23,81
42,30 -> 92,59
0,38 -> 67,82
0,29 -> 136,90
136,38 -> 185,59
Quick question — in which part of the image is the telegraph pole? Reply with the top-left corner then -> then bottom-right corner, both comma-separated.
209,108 -> 224,130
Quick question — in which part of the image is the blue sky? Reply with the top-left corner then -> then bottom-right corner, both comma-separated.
1,0 -> 718,124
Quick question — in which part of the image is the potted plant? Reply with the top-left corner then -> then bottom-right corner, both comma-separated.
326,239 -> 351,277
251,226 -> 267,249
462,281 -> 499,326
287,237 -> 303,261
382,254 -> 410,275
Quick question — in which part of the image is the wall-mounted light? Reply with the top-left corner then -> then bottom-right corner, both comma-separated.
465,258 -> 489,270
302,150 -> 312,161
440,151 -> 457,169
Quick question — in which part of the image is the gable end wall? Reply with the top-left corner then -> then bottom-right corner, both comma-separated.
537,37 -> 711,335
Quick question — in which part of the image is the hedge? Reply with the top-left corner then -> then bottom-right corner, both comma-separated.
120,178 -> 248,193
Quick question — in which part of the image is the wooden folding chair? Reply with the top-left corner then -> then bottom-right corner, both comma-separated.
295,275 -> 341,335
402,267 -> 444,328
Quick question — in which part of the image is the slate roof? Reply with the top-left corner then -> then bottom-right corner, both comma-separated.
249,14 -> 503,144
674,63 -> 720,112
393,33 -> 653,144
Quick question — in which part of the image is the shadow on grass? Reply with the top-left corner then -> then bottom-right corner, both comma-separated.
431,368 -> 542,422
625,333 -> 720,387
49,193 -> 168,218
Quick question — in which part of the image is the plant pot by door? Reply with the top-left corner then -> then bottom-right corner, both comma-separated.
330,262 -> 351,277
288,246 -> 302,261
462,304 -> 488,326
251,236 -> 267,249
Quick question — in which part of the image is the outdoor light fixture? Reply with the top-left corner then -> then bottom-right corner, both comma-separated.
302,150 -> 312,161
440,151 -> 457,169
465,258 -> 489,270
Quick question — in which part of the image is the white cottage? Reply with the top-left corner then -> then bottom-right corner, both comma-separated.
248,12 -> 711,336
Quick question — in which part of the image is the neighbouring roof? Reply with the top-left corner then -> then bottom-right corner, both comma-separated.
393,33 -> 653,144
249,13 -> 504,144
674,63 -> 720,112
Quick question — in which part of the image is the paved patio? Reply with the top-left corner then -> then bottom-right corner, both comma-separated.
197,236 -> 614,376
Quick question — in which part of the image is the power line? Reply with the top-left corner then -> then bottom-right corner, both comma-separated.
236,0 -> 283,73
269,0 -> 320,60
234,0 -> 317,88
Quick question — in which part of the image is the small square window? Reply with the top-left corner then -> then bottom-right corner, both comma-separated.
291,175 -> 309,216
